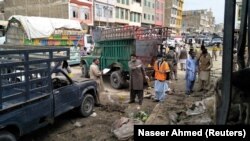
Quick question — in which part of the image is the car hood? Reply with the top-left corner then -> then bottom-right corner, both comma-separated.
74,78 -> 94,83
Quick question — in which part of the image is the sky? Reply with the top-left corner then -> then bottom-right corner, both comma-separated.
183,0 -> 225,24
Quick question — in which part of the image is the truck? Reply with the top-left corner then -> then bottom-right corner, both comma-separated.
81,26 -> 172,89
0,45 -> 99,141
5,15 -> 93,65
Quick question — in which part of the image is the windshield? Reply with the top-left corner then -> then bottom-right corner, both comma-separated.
87,36 -> 93,44
213,38 -> 222,42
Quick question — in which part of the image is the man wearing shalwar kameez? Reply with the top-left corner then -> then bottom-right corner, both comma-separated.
185,51 -> 198,95
153,55 -> 170,102
128,54 -> 147,105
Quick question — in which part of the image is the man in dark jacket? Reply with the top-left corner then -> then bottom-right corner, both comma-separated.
128,54 -> 147,105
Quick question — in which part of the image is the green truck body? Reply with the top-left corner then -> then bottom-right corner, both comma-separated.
81,26 -> 172,89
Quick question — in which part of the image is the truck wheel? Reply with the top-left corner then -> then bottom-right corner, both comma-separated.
81,65 -> 88,78
0,131 -> 16,141
79,94 -> 94,117
110,71 -> 124,89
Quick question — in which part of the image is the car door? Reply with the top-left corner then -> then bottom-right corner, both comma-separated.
52,71 -> 80,117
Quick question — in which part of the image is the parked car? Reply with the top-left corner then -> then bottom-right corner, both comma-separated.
211,37 -> 223,45
203,38 -> 211,46
0,46 -> 98,141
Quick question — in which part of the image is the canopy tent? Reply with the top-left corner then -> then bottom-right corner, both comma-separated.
8,15 -> 83,39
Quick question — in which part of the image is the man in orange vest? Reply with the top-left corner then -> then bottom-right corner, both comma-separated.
153,54 -> 170,102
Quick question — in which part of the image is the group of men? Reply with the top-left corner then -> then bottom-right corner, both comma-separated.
88,43 -> 214,106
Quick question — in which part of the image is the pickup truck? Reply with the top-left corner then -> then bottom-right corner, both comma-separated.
0,45 -> 99,141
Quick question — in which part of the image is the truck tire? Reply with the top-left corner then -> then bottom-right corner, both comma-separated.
0,131 -> 16,141
110,71 -> 125,89
79,94 -> 94,117
81,64 -> 88,78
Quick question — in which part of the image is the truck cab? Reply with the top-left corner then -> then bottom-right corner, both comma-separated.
0,45 -> 99,141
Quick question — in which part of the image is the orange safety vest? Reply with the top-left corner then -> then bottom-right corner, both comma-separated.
154,60 -> 170,81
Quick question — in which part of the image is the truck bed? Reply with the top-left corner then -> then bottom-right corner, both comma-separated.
0,45 -> 70,111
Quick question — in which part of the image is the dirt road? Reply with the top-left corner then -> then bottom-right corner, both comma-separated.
20,51 -> 222,141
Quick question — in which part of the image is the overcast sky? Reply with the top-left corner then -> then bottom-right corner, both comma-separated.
183,0 -> 225,24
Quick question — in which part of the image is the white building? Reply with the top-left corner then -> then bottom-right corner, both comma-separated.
94,0 -> 116,27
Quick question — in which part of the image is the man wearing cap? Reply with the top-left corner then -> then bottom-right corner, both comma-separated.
128,54 -> 148,105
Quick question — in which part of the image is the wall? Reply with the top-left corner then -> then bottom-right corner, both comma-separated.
4,0 -> 69,20
155,0 -> 164,26
70,0 -> 94,26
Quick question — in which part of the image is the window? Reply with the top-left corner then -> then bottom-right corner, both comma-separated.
148,14 -> 150,20
121,9 -> 124,19
116,7 -> 119,18
156,15 -> 159,21
144,0 -> 147,6
52,73 -> 71,89
70,5 -> 78,18
152,15 -> 154,21
156,1 -> 159,9
80,7 -> 90,20
96,5 -> 102,17
152,3 -> 154,8
137,13 -> 140,22
148,2 -> 150,7
125,10 -> 128,20
144,13 -> 146,19
117,0 -> 120,3
130,13 -> 133,21
122,0 -> 125,4
126,0 -> 129,5
109,9 -> 113,18
134,13 -> 136,22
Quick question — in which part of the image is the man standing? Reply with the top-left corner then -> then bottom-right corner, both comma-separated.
186,51 -> 198,95
179,46 -> 188,71
165,46 -> 177,80
212,43 -> 219,61
153,55 -> 170,102
128,54 -> 147,105
89,58 -> 104,106
198,49 -> 213,92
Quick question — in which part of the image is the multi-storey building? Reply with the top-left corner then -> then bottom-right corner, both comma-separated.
141,0 -> 155,27
155,0 -> 164,27
182,9 -> 215,33
164,0 -> 183,35
115,0 -> 130,26
4,0 -> 94,27
129,0 -> 142,26
94,0 -> 116,27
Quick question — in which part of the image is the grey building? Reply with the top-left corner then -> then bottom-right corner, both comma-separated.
141,0 -> 155,27
182,9 -> 215,33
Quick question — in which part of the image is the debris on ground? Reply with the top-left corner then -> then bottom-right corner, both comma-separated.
111,117 -> 143,141
134,111 -> 149,122
90,112 -> 97,117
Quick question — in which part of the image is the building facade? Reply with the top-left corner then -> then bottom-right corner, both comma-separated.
164,0 -> 183,35
129,0 -> 142,26
214,23 -> 224,34
114,0 -> 130,26
4,0 -> 94,26
155,0 -> 164,27
94,0 -> 115,27
141,0 -> 155,27
182,9 -> 215,33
